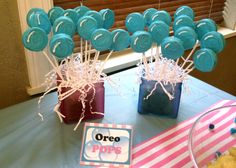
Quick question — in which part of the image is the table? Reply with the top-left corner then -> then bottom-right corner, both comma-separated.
0,67 -> 236,168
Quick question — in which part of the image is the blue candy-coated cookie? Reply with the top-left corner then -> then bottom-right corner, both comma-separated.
99,9 -> 115,29
193,48 -> 217,72
161,36 -> 185,60
53,16 -> 76,37
174,26 -> 197,50
91,28 -> 112,51
148,21 -> 169,45
63,9 -> 79,24
174,6 -> 194,20
125,12 -> 145,33
143,8 -> 158,26
110,29 -> 130,51
74,6 -> 90,18
22,27 -> 48,52
150,10 -> 171,26
77,16 -> 98,40
27,8 -> 46,25
195,19 -> 217,40
130,31 -> 152,53
49,33 -> 74,59
27,12 -> 51,34
200,31 -> 225,53
48,7 -> 64,25
173,15 -> 195,31
84,10 -> 103,28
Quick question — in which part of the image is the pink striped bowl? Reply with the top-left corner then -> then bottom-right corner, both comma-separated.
188,104 -> 236,168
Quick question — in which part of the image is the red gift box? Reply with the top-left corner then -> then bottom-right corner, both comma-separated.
59,82 -> 105,124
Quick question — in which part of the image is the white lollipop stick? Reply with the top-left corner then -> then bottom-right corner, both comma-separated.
88,42 -> 92,63
85,40 -> 88,63
142,53 -> 151,80
181,41 -> 199,69
98,50 -> 113,75
154,46 -> 160,79
42,51 -> 64,80
80,38 -> 83,63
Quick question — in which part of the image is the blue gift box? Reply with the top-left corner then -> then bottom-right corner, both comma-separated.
138,78 -> 182,118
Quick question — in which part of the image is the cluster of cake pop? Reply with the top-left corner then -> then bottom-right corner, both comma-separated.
124,6 -> 225,99
22,5 -> 128,129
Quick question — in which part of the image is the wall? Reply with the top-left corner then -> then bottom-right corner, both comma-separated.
0,0 -> 30,109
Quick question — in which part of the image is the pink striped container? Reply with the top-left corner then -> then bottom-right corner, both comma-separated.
188,104 -> 236,168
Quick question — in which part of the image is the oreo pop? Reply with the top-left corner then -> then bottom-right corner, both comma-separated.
143,8 -> 158,26
193,48 -> 217,72
27,11 -> 51,34
91,29 -> 112,51
125,13 -> 145,33
174,26 -> 197,50
174,6 -> 194,20
110,29 -> 130,51
148,21 -> 169,45
196,19 -> 217,40
151,10 -> 171,26
99,9 -> 115,29
200,31 -> 225,53
22,27 -> 48,52
77,16 -> 98,40
130,31 -> 152,53
53,16 -> 76,37
49,34 -> 74,59
48,7 -> 64,25
63,9 -> 79,24
173,15 -> 195,31
75,6 -> 90,18
84,10 -> 103,28
27,8 -> 47,25
161,37 -> 185,60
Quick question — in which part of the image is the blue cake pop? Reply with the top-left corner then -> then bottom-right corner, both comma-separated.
174,26 -> 197,50
161,37 -> 185,60
143,8 -> 158,26
200,31 -> 225,54
150,10 -> 171,26
99,9 -> 115,29
22,27 -> 48,52
110,29 -> 130,51
84,10 -> 103,28
130,31 -> 152,53
125,13 -> 145,33
174,6 -> 195,20
48,7 -> 64,25
27,12 -> 51,34
75,6 -> 90,18
27,8 -> 46,25
193,48 -> 217,72
196,19 -> 217,40
91,29 -> 112,51
63,9 -> 79,24
77,16 -> 98,40
173,15 -> 195,31
148,21 -> 169,45
49,34 -> 74,59
53,16 -> 76,37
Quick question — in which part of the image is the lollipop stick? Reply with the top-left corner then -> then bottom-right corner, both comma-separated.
80,38 -> 83,63
186,67 -> 195,74
142,53 -> 150,79
85,40 -> 88,63
98,50 -> 113,75
154,46 -> 160,78
181,41 -> 199,69
88,42 -> 92,63
42,51 -> 63,80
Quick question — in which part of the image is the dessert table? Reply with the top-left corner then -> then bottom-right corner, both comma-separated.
0,67 -> 235,168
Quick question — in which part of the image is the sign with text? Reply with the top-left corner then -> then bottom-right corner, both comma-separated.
80,123 -> 133,167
